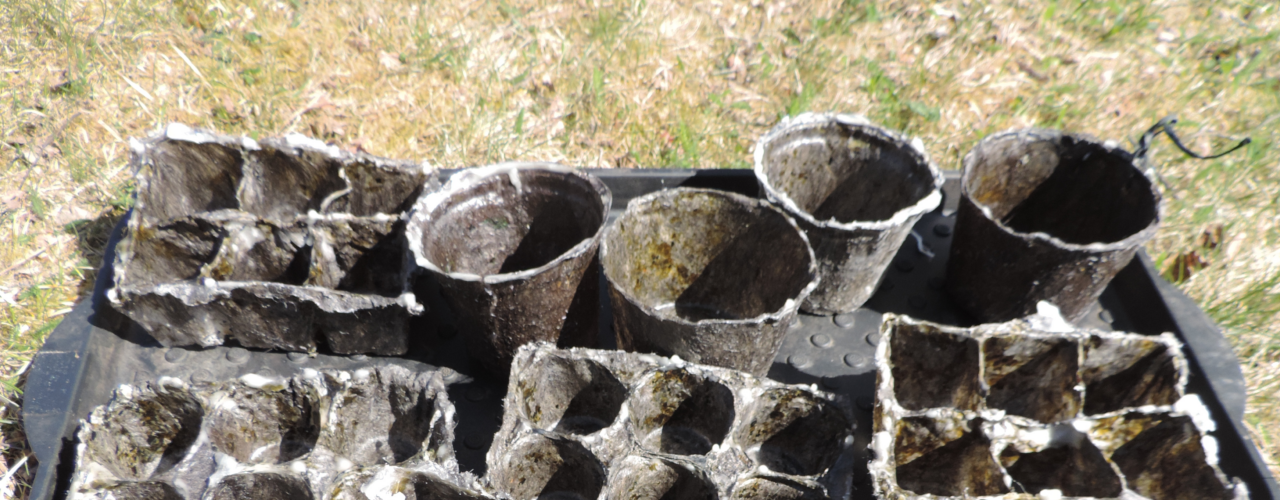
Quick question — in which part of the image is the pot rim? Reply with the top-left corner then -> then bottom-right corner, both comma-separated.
753,112 -> 945,232
599,187 -> 820,326
960,127 -> 1163,253
407,162 -> 613,285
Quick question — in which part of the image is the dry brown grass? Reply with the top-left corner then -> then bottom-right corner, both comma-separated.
2,0 -> 1277,494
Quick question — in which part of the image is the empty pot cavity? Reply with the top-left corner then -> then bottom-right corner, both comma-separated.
409,164 -> 610,374
1110,416 -> 1235,500
337,159 -> 429,216
417,168 -> 605,276
629,368 -> 736,456
736,388 -> 850,476
603,188 -> 812,323
136,139 -> 243,222
755,116 -> 936,222
887,322 -> 982,411
82,385 -> 205,481
207,472 -> 315,500
1082,336 -> 1182,415
753,113 -> 942,313
1002,425 -> 1122,498
892,414 -> 968,467
240,145 -> 347,220
982,336 -> 1081,423
321,369 -> 442,465
491,434 -> 606,500
606,456 -> 717,500
307,218 -> 406,295
729,477 -> 827,500
602,188 -> 816,374
121,216 -> 227,289
205,219 -> 310,284
894,419 -> 1009,497
206,384 -> 320,465
964,133 -> 1158,246
517,355 -> 626,435
947,129 -> 1161,322
627,368 -> 737,457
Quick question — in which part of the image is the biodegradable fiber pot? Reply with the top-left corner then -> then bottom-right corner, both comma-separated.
946,129 -> 1162,323
408,163 -> 611,375
600,188 -> 819,375
754,113 -> 944,314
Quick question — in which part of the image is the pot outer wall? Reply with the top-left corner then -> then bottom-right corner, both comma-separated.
430,242 -> 599,376
607,284 -> 795,377
945,196 -> 1141,324
797,211 -> 924,315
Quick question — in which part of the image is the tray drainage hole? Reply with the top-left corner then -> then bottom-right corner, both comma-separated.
606,456 -> 716,500
494,434 -> 605,500
518,355 -> 626,435
736,388 -> 850,476
207,472 -> 314,500
629,368 -> 735,456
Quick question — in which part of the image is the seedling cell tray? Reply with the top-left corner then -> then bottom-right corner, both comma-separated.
24,169 -> 1279,500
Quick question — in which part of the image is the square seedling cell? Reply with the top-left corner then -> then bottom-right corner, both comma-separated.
983,335 -> 1081,424
1082,334 -> 1184,415
491,343 -> 856,500
118,215 -> 228,289
515,353 -> 628,435
885,320 -> 982,412
871,314 -> 1245,500
998,423 -> 1123,498
70,366 -> 462,500
134,137 -> 244,223
203,218 -> 311,285
110,125 -> 430,355
891,415 -> 1009,497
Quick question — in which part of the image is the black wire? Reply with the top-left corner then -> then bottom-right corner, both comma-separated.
1134,115 -> 1252,161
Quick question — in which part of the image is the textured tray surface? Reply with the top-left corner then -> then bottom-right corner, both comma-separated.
24,169 -> 1278,500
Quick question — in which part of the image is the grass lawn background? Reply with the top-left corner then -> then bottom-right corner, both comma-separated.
1,0 -> 1277,496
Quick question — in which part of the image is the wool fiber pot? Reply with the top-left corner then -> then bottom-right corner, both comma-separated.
946,129 -> 1161,323
600,188 -> 818,375
407,163 -> 611,375
754,113 -> 943,314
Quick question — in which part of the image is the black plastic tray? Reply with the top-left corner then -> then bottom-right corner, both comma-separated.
24,169 -> 1278,500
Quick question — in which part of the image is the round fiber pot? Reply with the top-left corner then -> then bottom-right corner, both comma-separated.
754,113 -> 943,314
600,188 -> 818,375
407,163 -> 611,375
946,129 -> 1161,323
